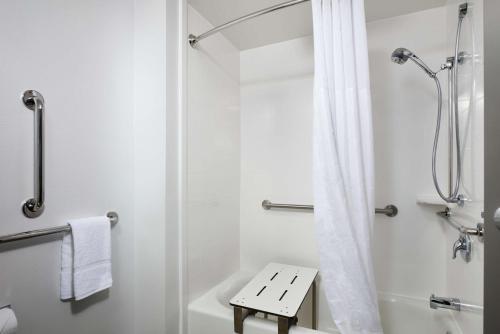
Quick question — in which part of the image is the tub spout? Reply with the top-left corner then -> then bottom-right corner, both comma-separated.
430,294 -> 461,311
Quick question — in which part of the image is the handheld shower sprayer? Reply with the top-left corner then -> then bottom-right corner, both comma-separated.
391,6 -> 468,206
391,48 -> 437,78
391,36 -> 466,206
390,47 -> 412,64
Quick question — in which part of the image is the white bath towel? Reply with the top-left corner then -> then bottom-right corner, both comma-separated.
60,216 -> 112,301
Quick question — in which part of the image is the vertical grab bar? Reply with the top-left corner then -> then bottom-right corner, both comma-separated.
22,90 -> 45,218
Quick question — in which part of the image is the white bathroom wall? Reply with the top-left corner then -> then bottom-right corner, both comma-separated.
0,1 -> 136,333
134,0 -> 182,333
186,6 -> 241,302
240,36 -> 316,272
368,6 -> 449,298
0,1 -> 180,333
240,6 -> 455,329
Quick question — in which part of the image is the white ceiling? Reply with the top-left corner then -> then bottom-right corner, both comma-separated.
188,0 -> 447,50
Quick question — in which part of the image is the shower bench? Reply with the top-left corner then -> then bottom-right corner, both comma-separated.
230,263 -> 318,334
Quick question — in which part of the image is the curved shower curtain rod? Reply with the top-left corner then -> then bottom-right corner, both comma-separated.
188,0 -> 311,47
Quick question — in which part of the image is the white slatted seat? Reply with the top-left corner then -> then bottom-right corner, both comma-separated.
230,263 -> 318,334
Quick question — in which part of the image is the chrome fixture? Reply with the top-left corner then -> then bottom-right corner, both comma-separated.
0,212 -> 118,245
436,208 -> 481,262
262,200 -> 398,217
391,3 -> 468,206
430,294 -> 461,312
430,294 -> 483,313
21,90 -> 45,218
453,233 -> 471,261
437,208 -> 484,238
459,2 -> 468,18
391,48 -> 436,78
188,0 -> 310,47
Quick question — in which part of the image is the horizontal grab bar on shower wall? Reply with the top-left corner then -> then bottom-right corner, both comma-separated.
0,212 -> 119,245
262,200 -> 398,217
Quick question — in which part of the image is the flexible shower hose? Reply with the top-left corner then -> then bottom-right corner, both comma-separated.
431,15 -> 464,204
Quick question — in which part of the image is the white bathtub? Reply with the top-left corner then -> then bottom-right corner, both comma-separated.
188,272 -> 461,334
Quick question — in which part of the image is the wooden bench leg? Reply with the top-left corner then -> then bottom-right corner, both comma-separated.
234,307 -> 257,333
278,316 -> 292,334
312,280 -> 317,330
234,307 -> 244,334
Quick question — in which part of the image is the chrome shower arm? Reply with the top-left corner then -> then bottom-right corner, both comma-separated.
408,55 -> 437,78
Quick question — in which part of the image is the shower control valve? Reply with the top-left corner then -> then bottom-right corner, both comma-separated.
453,233 -> 471,262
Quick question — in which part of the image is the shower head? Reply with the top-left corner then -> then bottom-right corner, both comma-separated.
391,48 -> 413,64
391,47 -> 436,78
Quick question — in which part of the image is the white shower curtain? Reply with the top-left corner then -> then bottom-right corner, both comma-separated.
311,0 -> 383,333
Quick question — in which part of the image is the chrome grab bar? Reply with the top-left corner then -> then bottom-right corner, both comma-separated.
21,90 -> 45,218
0,212 -> 119,245
262,200 -> 398,217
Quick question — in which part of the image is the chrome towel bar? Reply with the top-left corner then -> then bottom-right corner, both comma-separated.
262,200 -> 398,217
0,212 -> 119,245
